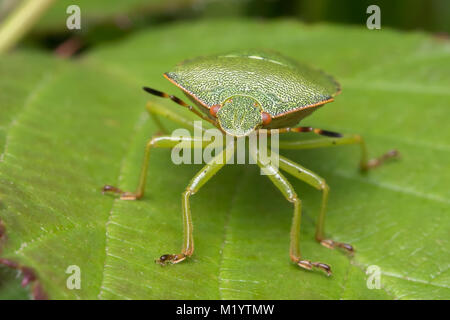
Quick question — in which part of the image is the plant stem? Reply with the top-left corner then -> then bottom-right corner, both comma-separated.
0,0 -> 56,54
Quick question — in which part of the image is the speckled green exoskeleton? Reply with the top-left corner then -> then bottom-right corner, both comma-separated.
103,50 -> 397,276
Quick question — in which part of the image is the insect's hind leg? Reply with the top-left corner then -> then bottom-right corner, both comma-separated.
278,155 -> 353,254
102,135 -> 213,200
252,148 -> 332,276
156,143 -> 235,265
277,134 -> 398,171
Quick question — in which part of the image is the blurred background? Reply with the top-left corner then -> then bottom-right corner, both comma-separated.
0,0 -> 448,56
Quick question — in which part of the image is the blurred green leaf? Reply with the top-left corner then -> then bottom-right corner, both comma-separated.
0,265 -> 29,299
34,0 -> 195,32
0,20 -> 449,299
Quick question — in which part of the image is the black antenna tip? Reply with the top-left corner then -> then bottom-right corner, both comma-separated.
142,86 -> 153,93
320,130 -> 342,138
143,86 -> 165,97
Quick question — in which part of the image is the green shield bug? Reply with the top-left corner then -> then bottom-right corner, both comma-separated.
103,50 -> 398,276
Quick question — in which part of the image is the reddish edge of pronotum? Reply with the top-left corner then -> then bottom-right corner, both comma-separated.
163,73 -> 211,109
0,219 -> 48,300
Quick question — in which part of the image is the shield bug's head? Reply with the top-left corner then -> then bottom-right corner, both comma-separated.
209,95 -> 271,137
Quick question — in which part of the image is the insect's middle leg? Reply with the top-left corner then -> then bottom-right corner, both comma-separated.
156,143 -> 235,265
252,149 -> 332,276
278,155 -> 353,254
102,135 -> 214,200
277,134 -> 398,171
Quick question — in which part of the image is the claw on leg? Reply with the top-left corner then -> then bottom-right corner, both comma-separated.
361,149 -> 399,171
156,253 -> 186,265
320,239 -> 354,255
102,185 -> 140,200
297,259 -> 332,276
102,185 -> 122,194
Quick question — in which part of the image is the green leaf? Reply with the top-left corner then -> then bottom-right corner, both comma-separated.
0,20 -> 449,299
34,0 -> 196,32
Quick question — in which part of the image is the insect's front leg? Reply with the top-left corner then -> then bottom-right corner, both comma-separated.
278,155 -> 353,254
156,143 -> 235,265
102,135 -> 212,200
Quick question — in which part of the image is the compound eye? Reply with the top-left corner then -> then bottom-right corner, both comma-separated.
210,104 -> 221,117
261,112 -> 272,125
